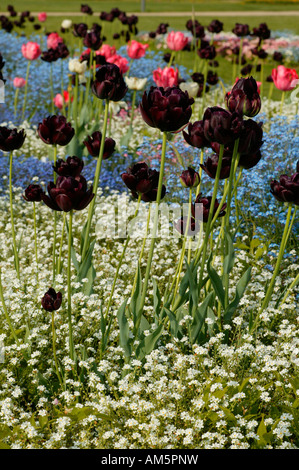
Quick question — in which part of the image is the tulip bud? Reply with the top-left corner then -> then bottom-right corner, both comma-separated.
232,23 -> 250,37
83,131 -> 116,159
41,288 -> 62,312
225,77 -> 261,117
23,184 -> 44,202
203,106 -> 243,146
180,167 -> 200,188
183,120 -> 210,149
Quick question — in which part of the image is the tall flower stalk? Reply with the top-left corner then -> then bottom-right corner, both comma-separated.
67,210 -> 74,360
81,99 -> 110,262
9,151 -> 20,279
21,62 -> 30,122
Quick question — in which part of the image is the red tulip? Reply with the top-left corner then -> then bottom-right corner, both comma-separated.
271,65 -> 298,92
127,40 -> 148,59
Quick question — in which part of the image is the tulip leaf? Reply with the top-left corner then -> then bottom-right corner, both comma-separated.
130,263 -> 142,326
77,240 -> 96,281
223,230 -> 235,275
82,263 -> 96,296
152,278 -> 162,318
190,291 -> 214,344
117,298 -> 131,359
224,266 -> 252,324
135,322 -> 164,362
164,306 -> 184,339
207,253 -> 225,308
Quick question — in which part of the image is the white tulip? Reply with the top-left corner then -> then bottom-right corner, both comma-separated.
179,81 -> 199,98
124,76 -> 148,91
61,19 -> 72,30
68,58 -> 87,75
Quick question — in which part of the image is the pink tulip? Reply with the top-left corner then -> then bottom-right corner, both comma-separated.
153,67 -> 179,88
13,77 -> 26,88
21,42 -> 41,60
271,65 -> 298,91
106,54 -> 129,74
47,32 -> 64,50
127,40 -> 149,59
166,31 -> 189,51
99,44 -> 117,60
38,12 -> 47,22
53,91 -> 71,109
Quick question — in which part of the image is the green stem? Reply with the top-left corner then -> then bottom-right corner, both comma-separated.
81,99 -> 110,263
67,210 -> 74,361
57,212 -> 66,275
280,90 -> 285,115
224,139 -> 240,231
50,62 -> 54,114
168,51 -> 175,68
138,131 -> 168,315
198,144 -> 224,288
0,267 -> 19,344
9,151 -> 20,279
73,73 -> 79,133
33,202 -> 38,266
237,37 -> 243,79
279,270 -> 299,308
199,60 -> 208,119
131,203 -> 151,297
130,90 -> 137,128
21,61 -> 30,122
104,194 -> 142,321
254,204 -> 295,329
14,88 -> 19,121
172,187 -> 193,308
52,145 -> 57,283
51,311 -> 64,388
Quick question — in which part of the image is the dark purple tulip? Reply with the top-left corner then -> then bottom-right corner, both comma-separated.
56,42 -> 70,59
37,115 -> 75,146
237,119 -> 263,156
270,171 -> 299,206
41,288 -> 62,312
240,64 -> 253,76
83,30 -> 102,50
238,150 -> 262,170
73,23 -> 88,38
41,48 -> 60,63
252,23 -> 271,40
180,167 -> 200,188
208,19 -> 223,34
83,131 -> 116,159
174,216 -> 199,236
273,51 -> 283,62
156,23 -> 169,35
232,23 -> 250,37
121,161 -> 159,194
140,86 -> 194,133
81,4 -> 93,15
200,154 -> 232,179
42,174 -> 94,212
0,127 -> 26,152
23,184 -> 44,202
206,70 -> 218,86
183,121 -> 210,149
225,77 -> 261,118
191,72 -> 204,84
53,156 -> 84,177
91,63 -> 128,101
203,107 -> 243,146
198,44 -> 216,60
186,19 -> 200,32
192,194 -> 227,223
133,185 -> 166,203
